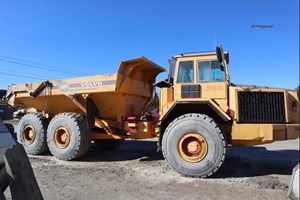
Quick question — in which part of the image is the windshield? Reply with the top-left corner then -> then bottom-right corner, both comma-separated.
197,60 -> 225,82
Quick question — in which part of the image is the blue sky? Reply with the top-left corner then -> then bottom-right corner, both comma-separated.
0,0 -> 299,90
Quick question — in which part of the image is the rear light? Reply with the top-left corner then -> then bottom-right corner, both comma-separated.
292,101 -> 298,112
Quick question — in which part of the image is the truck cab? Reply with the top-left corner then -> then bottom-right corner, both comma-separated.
157,48 -> 232,144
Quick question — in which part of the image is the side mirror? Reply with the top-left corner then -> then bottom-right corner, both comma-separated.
216,46 -> 223,63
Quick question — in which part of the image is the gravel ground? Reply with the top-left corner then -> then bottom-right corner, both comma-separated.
2,120 -> 300,200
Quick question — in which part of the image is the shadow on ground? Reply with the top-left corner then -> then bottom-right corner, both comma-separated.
213,146 -> 299,178
79,140 -> 164,162
80,140 -> 299,178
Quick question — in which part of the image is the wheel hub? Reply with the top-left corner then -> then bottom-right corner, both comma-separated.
178,132 -> 208,163
54,127 -> 70,149
23,125 -> 36,145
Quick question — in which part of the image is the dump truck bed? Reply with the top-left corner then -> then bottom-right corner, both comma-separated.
7,57 -> 165,120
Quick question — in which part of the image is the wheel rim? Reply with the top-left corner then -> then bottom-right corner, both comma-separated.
178,132 -> 208,163
54,127 -> 70,149
23,125 -> 36,145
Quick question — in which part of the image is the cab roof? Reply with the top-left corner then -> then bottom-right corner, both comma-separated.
173,51 -> 228,59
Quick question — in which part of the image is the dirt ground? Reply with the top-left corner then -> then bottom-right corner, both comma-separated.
3,120 -> 300,200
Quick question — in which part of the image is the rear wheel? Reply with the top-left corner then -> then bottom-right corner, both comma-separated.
47,113 -> 91,160
94,139 -> 125,150
17,113 -> 48,155
162,113 -> 226,178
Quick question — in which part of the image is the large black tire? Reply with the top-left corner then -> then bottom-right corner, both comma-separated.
162,113 -> 226,178
47,113 -> 91,160
17,113 -> 48,155
94,139 -> 125,151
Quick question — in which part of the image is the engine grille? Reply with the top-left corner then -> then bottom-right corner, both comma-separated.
238,91 -> 286,123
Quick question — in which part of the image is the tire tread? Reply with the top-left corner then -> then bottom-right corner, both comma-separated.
47,112 -> 91,160
162,113 -> 227,178
18,112 -> 48,155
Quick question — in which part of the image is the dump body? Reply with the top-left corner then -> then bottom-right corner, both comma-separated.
8,57 -> 165,142
8,57 -> 165,123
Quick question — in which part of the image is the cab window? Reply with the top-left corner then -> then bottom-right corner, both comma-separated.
177,61 -> 194,83
197,60 -> 224,82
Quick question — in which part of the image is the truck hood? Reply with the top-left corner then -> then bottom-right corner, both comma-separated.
230,83 -> 296,92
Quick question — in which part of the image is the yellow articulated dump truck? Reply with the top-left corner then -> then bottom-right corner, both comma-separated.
6,47 -> 299,178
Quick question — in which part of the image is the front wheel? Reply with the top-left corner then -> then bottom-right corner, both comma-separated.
162,113 -> 227,178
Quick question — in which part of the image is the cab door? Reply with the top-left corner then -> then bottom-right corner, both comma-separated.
174,59 -> 228,111
197,60 -> 227,99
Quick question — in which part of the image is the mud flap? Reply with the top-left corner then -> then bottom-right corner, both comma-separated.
86,97 -> 100,129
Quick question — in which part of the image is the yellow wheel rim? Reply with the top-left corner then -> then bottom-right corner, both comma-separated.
54,127 -> 71,149
23,125 -> 36,145
178,132 -> 208,163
